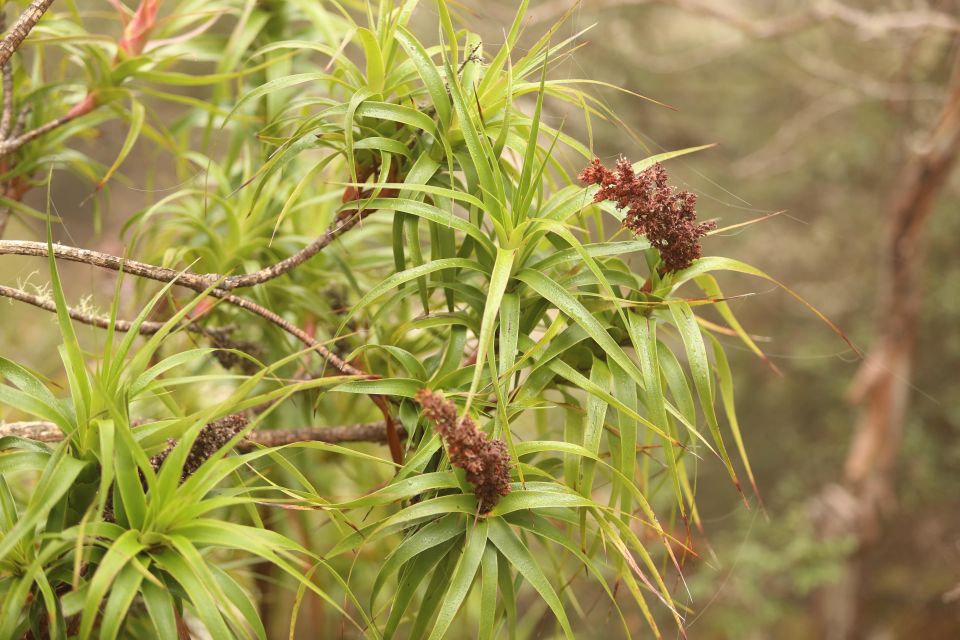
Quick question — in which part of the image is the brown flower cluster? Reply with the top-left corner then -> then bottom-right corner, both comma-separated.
414,389 -> 512,513
151,414 -> 249,482
580,157 -> 715,272
209,333 -> 262,375
105,414 -> 248,522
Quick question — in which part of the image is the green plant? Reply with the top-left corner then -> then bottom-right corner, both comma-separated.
0,1 -> 850,638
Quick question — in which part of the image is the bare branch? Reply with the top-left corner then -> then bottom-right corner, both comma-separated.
219,207 -> 373,289
788,47 -> 945,103
815,0 -> 960,37
0,225 -> 405,460
0,14 -> 11,140
0,419 -> 403,449
214,288 -> 366,377
844,54 -> 960,498
0,239 -> 223,291
0,111 -> 74,156
810,50 -> 960,636
243,422 -> 404,449
12,101 -> 30,137
0,0 -> 56,68
0,93 -> 98,157
0,253 -> 362,377
0,67 -> 11,141
0,206 -> 372,292
0,283 -> 228,338
0,227 -> 376,377
647,0 -> 813,39
731,92 -> 861,177
0,420 -> 61,442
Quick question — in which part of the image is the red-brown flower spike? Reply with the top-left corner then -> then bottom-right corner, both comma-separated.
150,414 -> 248,481
105,414 -> 248,522
415,389 -> 512,513
580,157 -> 715,272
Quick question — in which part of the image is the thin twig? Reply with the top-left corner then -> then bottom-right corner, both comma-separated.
0,239 -> 223,288
12,102 -> 30,137
215,288 -> 365,376
0,206 -> 371,293
0,238 -> 364,376
219,208 -> 372,289
0,67 -> 11,141
0,14 -> 11,140
0,421 -> 61,442
0,234 -> 407,461
0,283 -> 229,338
0,0 -> 96,160
243,423 -> 404,449
0,420 -> 404,450
0,92 -> 97,157
0,111 -> 75,156
0,13 -> 11,239
0,0 -> 56,68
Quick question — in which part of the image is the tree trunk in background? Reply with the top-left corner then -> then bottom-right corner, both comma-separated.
811,52 -> 960,639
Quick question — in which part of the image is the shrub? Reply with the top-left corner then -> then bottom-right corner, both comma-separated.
0,1 -> 848,638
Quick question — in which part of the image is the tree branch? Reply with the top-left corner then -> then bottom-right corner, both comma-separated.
0,205 -> 372,293
0,0 -> 55,68
843,51 -> 960,512
0,239 -> 221,289
809,49 -> 960,640
0,420 -> 405,450
11,101 -> 30,137
219,207 -> 373,289
0,93 -> 99,158
1,281 -> 411,463
0,220 -> 408,461
243,422 -> 404,449
0,237 -> 367,377
0,111 -> 74,156
0,14 -> 12,140
0,283 -> 230,338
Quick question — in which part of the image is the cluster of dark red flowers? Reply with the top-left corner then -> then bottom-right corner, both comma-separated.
415,389 -> 512,513
580,157 -> 715,272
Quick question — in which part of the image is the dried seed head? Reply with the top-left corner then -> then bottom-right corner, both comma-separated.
105,414 -> 248,523
209,333 -> 262,375
415,389 -> 512,513
151,414 -> 249,481
579,157 -> 715,272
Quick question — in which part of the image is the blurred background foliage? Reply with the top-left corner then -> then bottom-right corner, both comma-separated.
0,0 -> 957,638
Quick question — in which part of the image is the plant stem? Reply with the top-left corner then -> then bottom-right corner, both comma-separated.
0,0 -> 56,68
0,283 -> 227,338
0,420 -> 404,449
